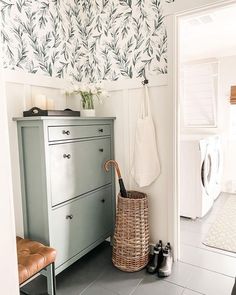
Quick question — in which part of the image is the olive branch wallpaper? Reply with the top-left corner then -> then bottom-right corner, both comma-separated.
0,0 -> 174,82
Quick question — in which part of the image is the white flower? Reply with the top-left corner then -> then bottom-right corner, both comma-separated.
66,86 -> 74,94
90,84 -> 98,94
79,83 -> 87,92
83,83 -> 91,92
68,76 -> 74,83
73,84 -> 79,92
66,80 -> 108,105
94,81 -> 103,91
101,90 -> 109,98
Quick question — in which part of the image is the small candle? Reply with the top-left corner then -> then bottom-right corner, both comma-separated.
33,94 -> 47,109
46,98 -> 55,110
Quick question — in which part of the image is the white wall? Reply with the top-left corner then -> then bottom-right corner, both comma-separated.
177,2 -> 236,195
0,71 -> 19,294
218,55 -> 236,193
5,71 -> 171,244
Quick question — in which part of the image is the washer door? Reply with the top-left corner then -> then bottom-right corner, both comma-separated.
215,142 -> 223,184
201,145 -> 215,195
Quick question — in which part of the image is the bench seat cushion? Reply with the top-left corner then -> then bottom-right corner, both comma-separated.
17,236 -> 56,284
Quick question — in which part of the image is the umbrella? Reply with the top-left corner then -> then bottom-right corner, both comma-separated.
104,160 -> 128,198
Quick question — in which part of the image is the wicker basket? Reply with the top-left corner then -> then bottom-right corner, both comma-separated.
112,191 -> 149,272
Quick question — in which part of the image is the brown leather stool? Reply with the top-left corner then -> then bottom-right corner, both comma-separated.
17,236 -> 56,295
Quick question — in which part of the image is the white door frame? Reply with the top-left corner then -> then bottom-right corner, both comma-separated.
0,68 -> 19,293
166,0 -> 236,260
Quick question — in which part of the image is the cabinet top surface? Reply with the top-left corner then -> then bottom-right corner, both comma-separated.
13,116 -> 116,121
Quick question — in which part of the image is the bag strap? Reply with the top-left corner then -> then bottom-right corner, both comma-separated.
139,85 -> 151,119
145,85 -> 151,116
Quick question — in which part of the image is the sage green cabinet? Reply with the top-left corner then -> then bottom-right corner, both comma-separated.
49,138 -> 112,206
15,117 -> 115,274
51,186 -> 112,268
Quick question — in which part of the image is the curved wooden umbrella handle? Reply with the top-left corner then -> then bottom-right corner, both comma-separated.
104,160 -> 122,179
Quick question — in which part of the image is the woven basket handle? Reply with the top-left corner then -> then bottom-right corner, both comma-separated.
104,160 -> 122,179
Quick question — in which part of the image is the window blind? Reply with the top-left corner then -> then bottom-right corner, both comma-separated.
181,61 -> 218,127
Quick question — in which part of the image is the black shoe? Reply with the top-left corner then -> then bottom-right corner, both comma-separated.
158,242 -> 173,277
146,240 -> 163,274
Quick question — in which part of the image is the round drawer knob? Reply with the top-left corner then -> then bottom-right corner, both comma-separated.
66,215 -> 73,220
101,199 -> 105,203
99,148 -> 104,152
63,154 -> 71,159
98,128 -> 104,133
62,130 -> 70,135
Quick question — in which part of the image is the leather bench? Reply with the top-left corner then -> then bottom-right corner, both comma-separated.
17,236 -> 56,295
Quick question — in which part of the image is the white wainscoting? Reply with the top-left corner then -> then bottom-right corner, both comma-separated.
4,70 -> 172,244
96,84 -> 172,243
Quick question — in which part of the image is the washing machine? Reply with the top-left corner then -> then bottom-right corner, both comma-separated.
180,135 -> 221,219
211,136 -> 223,200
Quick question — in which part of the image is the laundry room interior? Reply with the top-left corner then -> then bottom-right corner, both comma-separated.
179,3 -> 236,262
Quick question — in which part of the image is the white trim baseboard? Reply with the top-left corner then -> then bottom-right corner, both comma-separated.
3,69 -> 168,91
104,75 -> 168,91
3,69 -> 69,89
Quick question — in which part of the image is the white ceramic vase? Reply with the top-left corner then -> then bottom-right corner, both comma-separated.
81,109 -> 96,117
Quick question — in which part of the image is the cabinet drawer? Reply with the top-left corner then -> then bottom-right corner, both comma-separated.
51,186 -> 112,267
49,138 -> 111,206
48,124 -> 110,141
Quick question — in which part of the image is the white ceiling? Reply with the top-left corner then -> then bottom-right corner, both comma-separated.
180,4 -> 236,62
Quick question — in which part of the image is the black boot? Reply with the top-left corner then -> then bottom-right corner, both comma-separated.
158,242 -> 173,277
146,240 -> 163,274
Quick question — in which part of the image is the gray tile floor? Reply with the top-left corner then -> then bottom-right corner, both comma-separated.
180,193 -> 236,295
21,194 -> 236,295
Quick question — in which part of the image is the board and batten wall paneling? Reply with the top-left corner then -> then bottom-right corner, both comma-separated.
5,71 -> 170,243
0,0 -> 174,242
96,82 -> 170,242
5,80 -> 68,236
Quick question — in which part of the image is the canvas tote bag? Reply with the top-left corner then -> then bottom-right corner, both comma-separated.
131,85 -> 161,187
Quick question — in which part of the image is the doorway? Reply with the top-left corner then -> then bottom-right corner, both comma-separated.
176,0 -> 236,288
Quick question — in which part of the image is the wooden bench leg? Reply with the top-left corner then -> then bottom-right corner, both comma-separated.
46,263 -> 56,295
